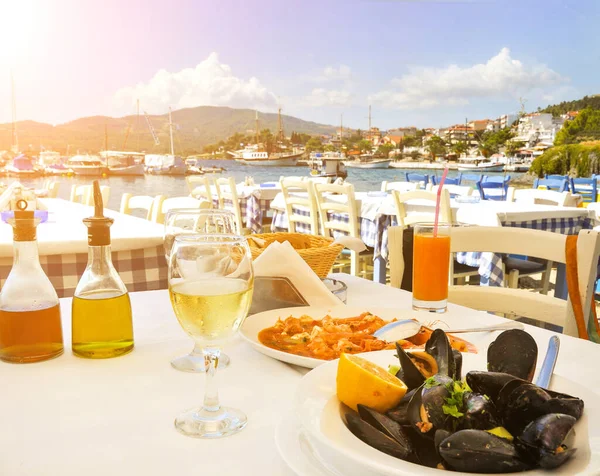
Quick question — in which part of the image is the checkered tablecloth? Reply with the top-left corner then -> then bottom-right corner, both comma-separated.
456,215 -> 595,286
271,208 -> 390,258
0,245 -> 168,298
213,194 -> 272,234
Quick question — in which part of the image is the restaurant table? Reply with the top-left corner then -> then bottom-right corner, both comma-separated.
0,198 -> 167,297
2,273 -> 599,475
208,183 -> 281,233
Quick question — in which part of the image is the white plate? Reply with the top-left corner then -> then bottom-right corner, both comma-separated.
295,349 -> 600,475
240,306 -> 429,369
275,411 -> 343,476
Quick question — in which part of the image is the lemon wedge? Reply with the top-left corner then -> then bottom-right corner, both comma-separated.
336,353 -> 408,413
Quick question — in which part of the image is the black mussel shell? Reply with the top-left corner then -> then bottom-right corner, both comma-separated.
387,388 -> 417,425
543,390 -> 585,421
463,392 -> 500,431
408,375 -> 453,438
466,371 -> 522,403
487,330 -> 538,381
411,428 -> 442,468
357,404 -> 415,456
425,329 -> 456,379
453,349 -> 463,380
395,343 -> 427,390
434,429 -> 452,466
345,412 -> 416,462
516,413 -> 577,470
439,429 -> 529,473
500,383 -> 552,435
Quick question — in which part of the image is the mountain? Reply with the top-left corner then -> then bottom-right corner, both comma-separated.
0,106 -> 337,155
540,94 -> 600,117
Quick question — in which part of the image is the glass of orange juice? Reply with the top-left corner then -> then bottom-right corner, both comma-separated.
412,224 -> 451,312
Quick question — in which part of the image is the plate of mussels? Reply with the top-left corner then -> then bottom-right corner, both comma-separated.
294,329 -> 600,475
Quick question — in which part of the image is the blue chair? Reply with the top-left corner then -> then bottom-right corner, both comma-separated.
405,173 -> 429,185
430,175 -> 438,186
534,178 -> 568,192
460,174 -> 483,184
570,176 -> 597,203
546,174 -> 570,192
443,176 -> 461,185
477,175 -> 511,201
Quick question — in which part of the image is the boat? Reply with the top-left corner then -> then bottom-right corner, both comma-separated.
344,154 -> 391,169
39,150 -> 72,175
67,155 -> 107,176
45,163 -> 72,175
457,157 -> 505,172
309,153 -> 347,179
504,164 -> 531,173
4,154 -> 43,177
107,156 -> 145,176
229,109 -> 302,166
144,107 -> 187,176
201,166 -> 226,174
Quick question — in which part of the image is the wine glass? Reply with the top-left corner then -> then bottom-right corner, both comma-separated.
169,233 -> 253,438
164,208 -> 236,372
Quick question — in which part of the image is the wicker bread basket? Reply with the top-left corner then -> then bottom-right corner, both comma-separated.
247,232 -> 344,279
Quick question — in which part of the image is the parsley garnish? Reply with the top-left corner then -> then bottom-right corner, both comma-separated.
424,376 -> 440,388
442,380 -> 471,419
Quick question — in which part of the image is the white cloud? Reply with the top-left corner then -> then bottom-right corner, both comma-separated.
370,48 -> 567,110
113,52 -> 277,114
323,64 -> 352,81
304,88 -> 352,107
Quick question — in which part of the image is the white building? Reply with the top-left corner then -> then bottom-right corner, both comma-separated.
513,113 -> 565,147
500,114 -> 519,129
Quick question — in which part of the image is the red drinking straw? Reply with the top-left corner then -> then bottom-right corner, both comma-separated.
433,167 -> 449,237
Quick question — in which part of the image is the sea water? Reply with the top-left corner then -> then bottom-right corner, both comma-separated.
14,159 -> 524,212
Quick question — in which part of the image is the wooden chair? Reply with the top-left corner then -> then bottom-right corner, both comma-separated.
70,185 -> 91,204
45,181 -> 60,198
534,178 -> 568,192
447,226 -> 600,336
570,176 -> 597,203
405,173 -> 430,186
381,181 -> 418,193
120,194 -> 156,220
186,176 -> 214,206
280,178 -> 319,234
214,177 -> 246,234
314,182 -> 372,277
151,196 -> 210,225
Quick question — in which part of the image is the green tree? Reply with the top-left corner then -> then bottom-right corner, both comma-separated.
357,139 -> 373,154
305,137 -> 323,153
425,136 -> 447,160
555,107 -> 600,145
376,143 -> 394,158
409,150 -> 420,161
324,144 -> 337,152
402,136 -> 417,148
451,142 -> 468,157
504,140 -> 525,157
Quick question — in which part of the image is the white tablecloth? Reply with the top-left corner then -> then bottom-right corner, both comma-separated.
0,198 -> 164,257
1,274 -> 599,475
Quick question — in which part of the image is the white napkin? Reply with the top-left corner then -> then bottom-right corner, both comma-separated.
253,241 -> 342,307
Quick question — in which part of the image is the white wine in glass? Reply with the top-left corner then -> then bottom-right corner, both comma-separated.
169,234 -> 253,438
164,208 -> 236,373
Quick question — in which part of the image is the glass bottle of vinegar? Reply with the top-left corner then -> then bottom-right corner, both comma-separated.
0,201 -> 64,363
71,182 -> 134,358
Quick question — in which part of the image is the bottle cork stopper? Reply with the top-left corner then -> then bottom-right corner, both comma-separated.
83,181 -> 113,246
10,199 -> 38,241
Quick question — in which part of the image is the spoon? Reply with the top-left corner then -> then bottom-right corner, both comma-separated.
535,336 -> 560,389
373,319 -> 524,342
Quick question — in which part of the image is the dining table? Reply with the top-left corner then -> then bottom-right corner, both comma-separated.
0,198 -> 167,297
3,273 -> 599,475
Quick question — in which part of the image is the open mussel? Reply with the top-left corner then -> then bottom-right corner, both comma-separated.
487,330 -> 538,381
346,410 -> 416,462
408,375 -> 454,438
497,382 -> 552,435
438,429 -> 529,473
516,413 -> 577,469
394,343 -> 437,390
425,329 -> 457,379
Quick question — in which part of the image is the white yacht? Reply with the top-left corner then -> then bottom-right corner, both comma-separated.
67,155 -> 106,176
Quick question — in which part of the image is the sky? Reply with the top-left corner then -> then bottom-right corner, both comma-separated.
1,0 -> 599,130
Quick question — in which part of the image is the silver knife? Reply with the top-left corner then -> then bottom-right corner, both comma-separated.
535,336 -> 560,389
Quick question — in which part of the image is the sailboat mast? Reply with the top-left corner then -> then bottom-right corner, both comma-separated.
368,104 -> 371,132
277,107 -> 284,143
104,123 -> 109,168
10,73 -> 18,153
169,107 -> 175,156
340,114 -> 343,143
255,110 -> 259,145
136,98 -> 140,151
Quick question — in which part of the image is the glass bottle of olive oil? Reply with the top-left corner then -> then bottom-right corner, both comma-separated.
0,201 -> 64,363
71,181 -> 134,358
